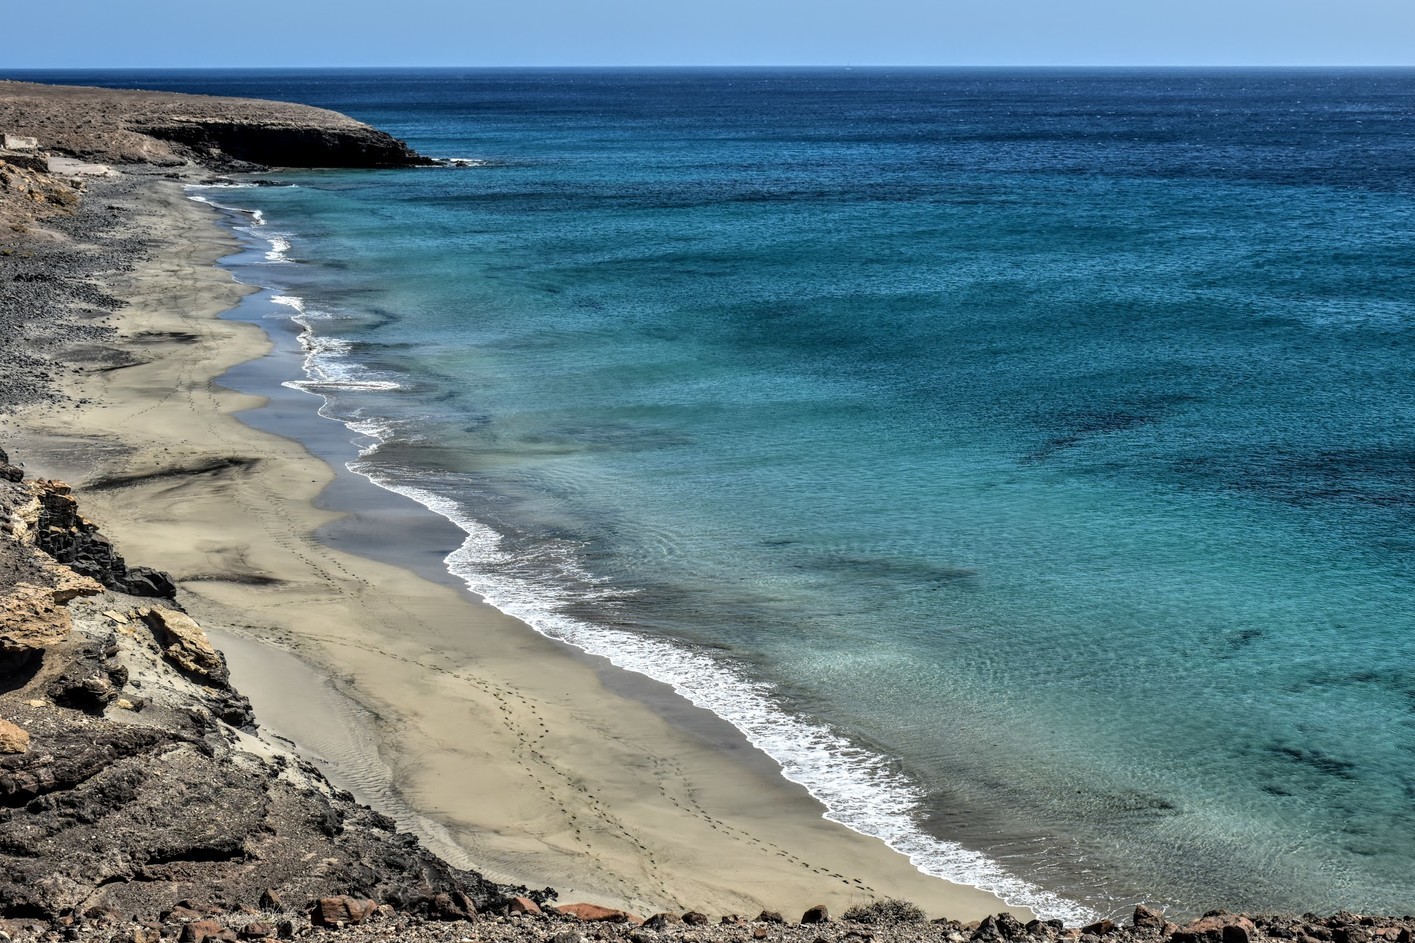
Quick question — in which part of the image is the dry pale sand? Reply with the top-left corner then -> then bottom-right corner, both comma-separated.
8,174 -> 1028,922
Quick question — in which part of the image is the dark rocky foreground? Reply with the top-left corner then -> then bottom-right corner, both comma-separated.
0,449 -> 548,936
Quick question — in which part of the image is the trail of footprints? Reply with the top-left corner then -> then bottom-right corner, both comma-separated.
102,282 -> 876,908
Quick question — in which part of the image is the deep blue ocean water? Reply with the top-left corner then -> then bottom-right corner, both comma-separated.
14,68 -> 1415,919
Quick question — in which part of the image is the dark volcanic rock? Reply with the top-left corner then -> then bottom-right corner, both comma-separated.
310,897 -> 378,928
137,121 -> 428,170
0,468 -> 531,924
30,478 -> 178,597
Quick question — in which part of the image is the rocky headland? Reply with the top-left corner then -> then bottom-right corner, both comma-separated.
1,79 -> 1411,943
0,81 -> 431,171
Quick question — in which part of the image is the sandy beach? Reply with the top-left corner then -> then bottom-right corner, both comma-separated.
5,170 -> 1027,922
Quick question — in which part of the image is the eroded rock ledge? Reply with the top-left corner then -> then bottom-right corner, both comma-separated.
0,448 -> 545,934
0,81 -> 432,170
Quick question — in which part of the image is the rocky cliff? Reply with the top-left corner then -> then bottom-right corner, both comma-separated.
0,448 -> 544,933
0,81 -> 431,170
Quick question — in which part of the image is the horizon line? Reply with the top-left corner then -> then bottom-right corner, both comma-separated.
6,63 -> 1415,72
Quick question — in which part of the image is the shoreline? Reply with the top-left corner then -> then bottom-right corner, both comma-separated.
9,169 -> 1037,921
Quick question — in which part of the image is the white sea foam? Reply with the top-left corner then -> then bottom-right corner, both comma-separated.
185,186 -> 293,262
345,474 -> 1099,925
271,295 -> 403,394
432,157 -> 496,168
201,189 -> 1097,925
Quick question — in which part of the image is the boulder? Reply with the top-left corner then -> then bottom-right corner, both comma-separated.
1135,906 -> 1167,930
46,566 -> 104,604
310,896 -> 378,928
757,911 -> 786,924
973,914 -> 1028,941
0,581 -> 74,654
179,920 -> 230,943
802,905 -> 831,925
426,890 -> 475,920
124,566 -> 177,598
1084,920 -> 1117,936
507,896 -> 542,916
683,911 -> 710,925
1172,915 -> 1257,943
138,607 -> 230,685
0,717 -> 30,753
644,913 -> 682,930
559,902 -> 642,924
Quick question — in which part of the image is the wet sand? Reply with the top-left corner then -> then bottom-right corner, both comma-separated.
10,172 -> 1027,921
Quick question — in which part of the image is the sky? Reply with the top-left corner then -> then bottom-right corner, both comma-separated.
6,0 -> 1415,68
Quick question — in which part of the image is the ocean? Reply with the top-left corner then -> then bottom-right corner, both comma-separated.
16,67 -> 1415,919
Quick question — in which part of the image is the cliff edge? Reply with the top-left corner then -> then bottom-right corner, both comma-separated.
0,81 -> 431,170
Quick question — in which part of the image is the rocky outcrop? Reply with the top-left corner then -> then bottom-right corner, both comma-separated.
0,81 -> 432,170
21,478 -> 176,597
0,718 -> 28,754
0,155 -> 80,238
137,121 -> 428,170
138,606 -> 230,685
0,451 -> 543,928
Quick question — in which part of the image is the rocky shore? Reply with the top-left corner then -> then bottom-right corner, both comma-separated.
1,79 -> 1411,943
0,81 -> 431,171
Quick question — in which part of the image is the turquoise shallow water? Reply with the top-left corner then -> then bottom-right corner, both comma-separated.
22,67 -> 1415,918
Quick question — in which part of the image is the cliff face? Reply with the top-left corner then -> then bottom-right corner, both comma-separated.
0,450 -> 538,927
0,81 -> 433,169
136,121 -> 427,169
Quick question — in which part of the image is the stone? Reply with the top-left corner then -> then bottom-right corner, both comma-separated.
237,924 -> 273,940
722,916 -> 749,926
507,897 -> 542,916
178,920 -> 226,943
0,582 -> 74,656
137,607 -> 230,685
1135,907 -> 1167,931
124,567 -> 176,598
801,906 -> 831,925
427,891 -> 475,920
997,914 -> 1029,939
0,717 -> 30,753
683,912 -> 711,926
47,567 -> 104,604
258,890 -> 284,912
754,930 -> 769,940
756,912 -> 786,924
644,914 -> 682,930
1083,921 -> 1117,937
1172,915 -> 1258,943
559,903 -> 642,924
310,897 -> 378,928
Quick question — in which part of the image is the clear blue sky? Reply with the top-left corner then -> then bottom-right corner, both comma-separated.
8,0 -> 1415,68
